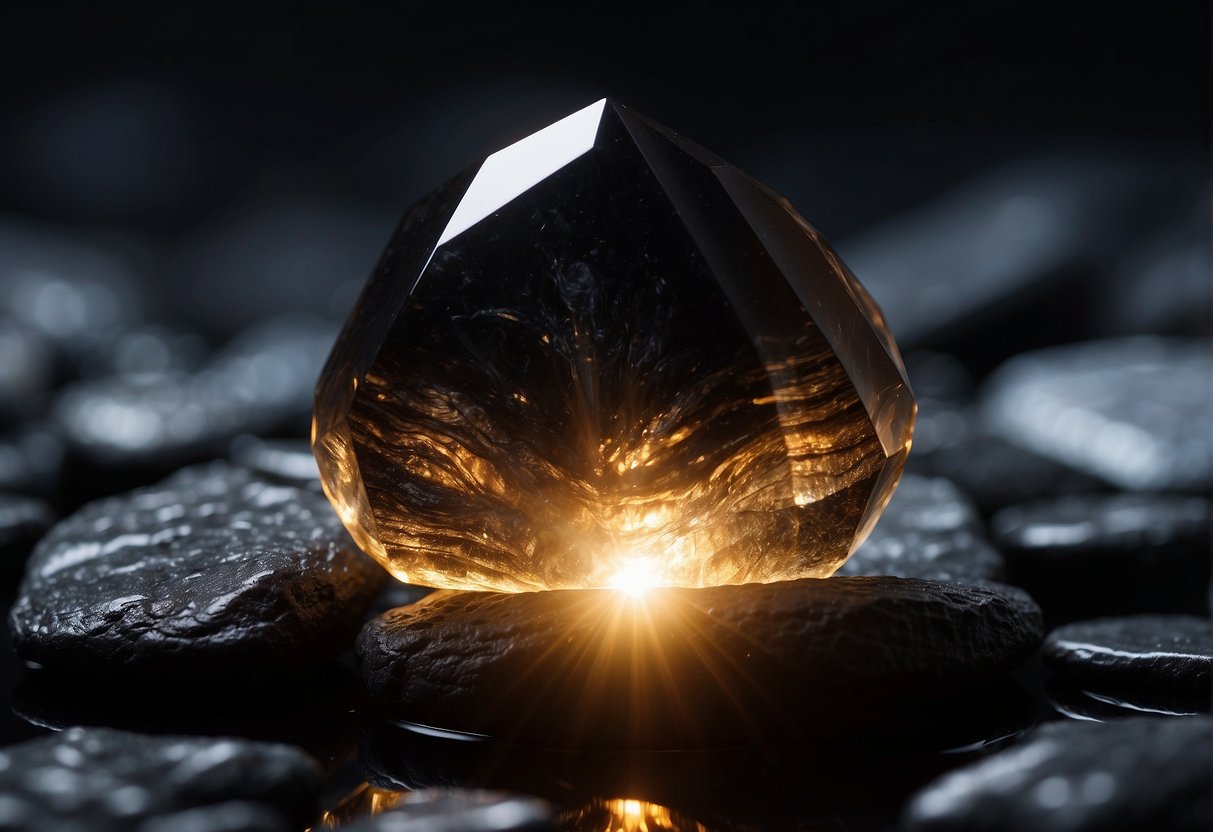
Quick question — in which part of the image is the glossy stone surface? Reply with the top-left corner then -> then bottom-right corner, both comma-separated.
314,99 -> 915,592
839,475 -> 1004,583
992,493 -> 1210,621
981,338 -> 1212,492
903,716 -> 1212,832
0,727 -> 320,832
1044,615 -> 1212,693
8,462 -> 388,681
357,576 -> 1040,745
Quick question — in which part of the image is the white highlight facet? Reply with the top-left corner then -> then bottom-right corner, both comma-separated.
437,99 -> 608,247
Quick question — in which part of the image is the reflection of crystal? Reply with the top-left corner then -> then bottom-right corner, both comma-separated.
562,797 -> 709,832
314,99 -> 915,593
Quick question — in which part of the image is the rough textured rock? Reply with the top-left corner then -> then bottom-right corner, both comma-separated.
0,493 -> 53,566
980,338 -> 1212,492
1044,615 -> 1211,693
0,727 -> 320,831
358,576 -> 1042,746
338,789 -> 554,832
903,716 -> 1212,832
840,475 -> 1004,582
992,493 -> 1210,621
9,462 -> 388,681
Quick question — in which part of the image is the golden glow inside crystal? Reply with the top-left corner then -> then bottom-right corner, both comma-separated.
313,99 -> 915,593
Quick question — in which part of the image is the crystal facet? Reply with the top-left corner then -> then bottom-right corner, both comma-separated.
313,99 -> 915,592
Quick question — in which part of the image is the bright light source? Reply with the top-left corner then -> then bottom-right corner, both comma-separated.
607,559 -> 661,598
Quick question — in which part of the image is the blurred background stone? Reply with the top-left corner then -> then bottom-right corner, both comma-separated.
0,221 -> 148,367
991,493 -> 1210,624
836,156 -> 1203,373
903,716 -> 1212,832
0,727 -> 321,832
980,338 -> 1212,492
840,475 -> 1005,583
1043,615 -> 1211,693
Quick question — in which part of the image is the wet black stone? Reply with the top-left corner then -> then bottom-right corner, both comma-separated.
53,317 -> 335,496
839,475 -> 1004,583
981,338 -> 1212,492
229,436 -> 321,490
903,716 -> 1212,832
0,727 -> 321,831
9,462 -> 389,682
1044,615 -> 1212,693
341,790 -> 554,832
992,493 -> 1211,622
0,493 -> 54,566
1047,680 -> 1208,722
357,577 -> 1042,746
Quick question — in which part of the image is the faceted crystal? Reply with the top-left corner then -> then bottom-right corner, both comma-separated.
313,100 -> 915,593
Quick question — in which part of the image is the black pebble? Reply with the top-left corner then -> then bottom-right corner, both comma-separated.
0,727 -> 320,831
9,461 -> 388,682
358,577 -> 1042,746
903,716 -> 1212,832
992,493 -> 1210,622
981,338 -> 1212,492
840,475 -> 1005,583
1047,681 -> 1208,722
1044,615 -> 1211,693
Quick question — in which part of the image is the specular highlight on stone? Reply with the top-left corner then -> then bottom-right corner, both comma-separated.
314,99 -> 915,592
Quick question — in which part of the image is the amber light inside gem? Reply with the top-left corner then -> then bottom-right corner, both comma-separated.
313,99 -> 915,593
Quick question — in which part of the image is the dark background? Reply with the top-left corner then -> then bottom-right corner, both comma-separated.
0,0 -> 1207,325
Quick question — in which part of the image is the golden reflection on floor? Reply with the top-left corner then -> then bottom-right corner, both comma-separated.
314,783 -> 407,828
316,783 -> 711,832
561,797 -> 711,832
